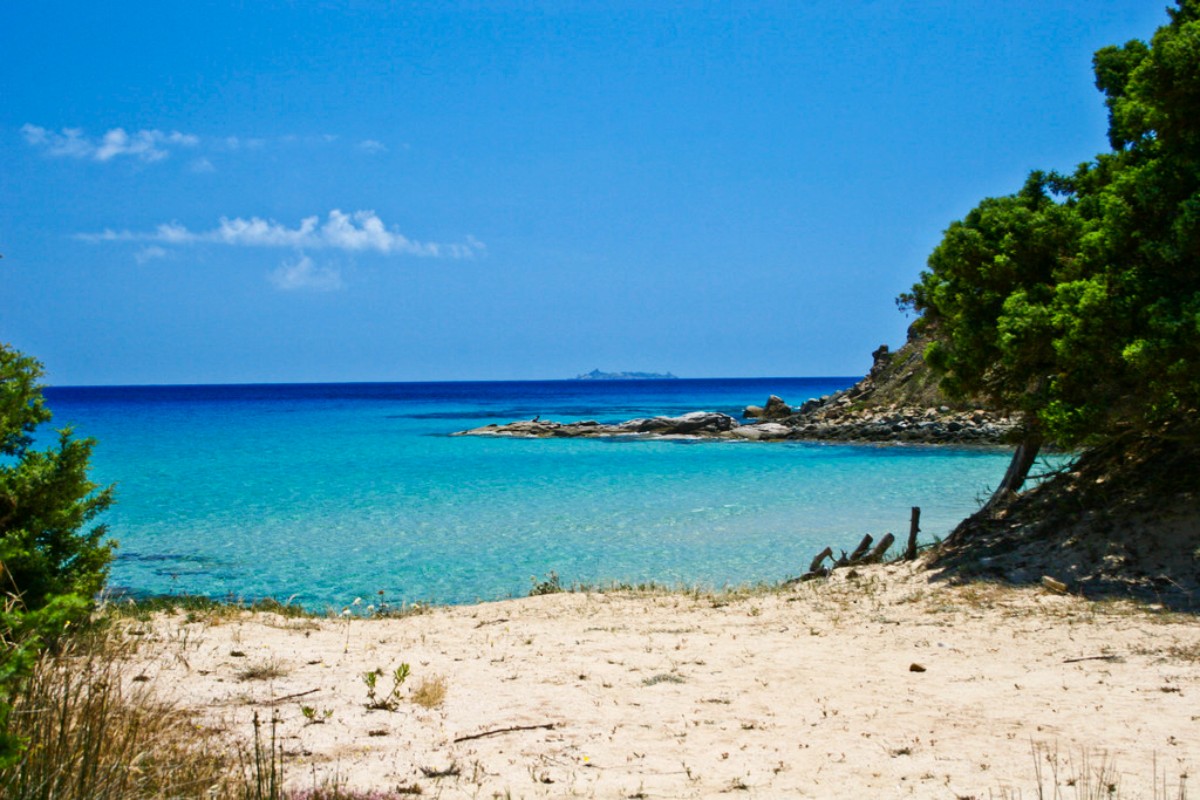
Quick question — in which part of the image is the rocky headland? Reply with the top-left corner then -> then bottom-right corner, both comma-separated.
457,327 -> 1018,444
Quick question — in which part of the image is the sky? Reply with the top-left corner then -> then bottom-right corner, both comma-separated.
0,1 -> 1172,386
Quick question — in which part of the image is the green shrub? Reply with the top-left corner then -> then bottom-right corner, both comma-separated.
1,343 -> 115,764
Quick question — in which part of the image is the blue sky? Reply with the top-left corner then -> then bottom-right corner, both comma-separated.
0,2 -> 1169,385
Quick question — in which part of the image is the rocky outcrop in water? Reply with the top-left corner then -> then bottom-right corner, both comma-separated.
743,395 -> 792,419
457,326 -> 1018,444
453,411 -> 741,439
454,405 -> 1015,444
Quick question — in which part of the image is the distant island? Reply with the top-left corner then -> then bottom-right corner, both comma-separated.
574,369 -> 679,381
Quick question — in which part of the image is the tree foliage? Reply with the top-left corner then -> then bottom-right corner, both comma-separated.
903,1 -> 1200,454
1,342 -> 115,765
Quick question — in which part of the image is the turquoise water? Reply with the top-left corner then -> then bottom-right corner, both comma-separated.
46,379 -> 1016,609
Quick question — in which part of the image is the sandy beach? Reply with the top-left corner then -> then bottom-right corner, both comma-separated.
124,563 -> 1198,798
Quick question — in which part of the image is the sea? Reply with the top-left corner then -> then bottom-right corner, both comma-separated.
43,378 -> 1018,611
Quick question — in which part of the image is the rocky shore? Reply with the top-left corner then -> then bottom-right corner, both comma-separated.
456,330 -> 1019,445
453,400 -> 1016,444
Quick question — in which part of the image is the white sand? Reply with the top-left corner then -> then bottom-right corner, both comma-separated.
127,563 -> 1198,798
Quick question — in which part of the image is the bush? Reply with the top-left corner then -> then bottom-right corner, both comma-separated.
1,343 -> 115,764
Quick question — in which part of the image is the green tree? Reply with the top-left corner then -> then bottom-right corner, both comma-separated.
901,173 -> 1085,504
903,0 -> 1200,508
1,342 -> 115,765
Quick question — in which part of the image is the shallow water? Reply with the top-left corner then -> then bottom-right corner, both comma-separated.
46,378 -> 1017,609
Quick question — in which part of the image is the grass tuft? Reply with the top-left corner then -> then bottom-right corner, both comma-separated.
0,630 -> 234,799
410,675 -> 448,709
237,658 -> 288,682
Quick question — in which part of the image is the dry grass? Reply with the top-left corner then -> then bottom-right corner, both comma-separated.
991,743 -> 1190,800
237,658 -> 288,682
410,675 -> 448,709
0,630 -> 235,800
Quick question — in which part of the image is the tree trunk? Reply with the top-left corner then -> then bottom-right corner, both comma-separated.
983,433 -> 1043,512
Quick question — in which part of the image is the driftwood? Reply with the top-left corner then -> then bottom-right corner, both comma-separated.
808,546 -> 833,574
904,506 -> 921,561
453,723 -> 557,743
863,533 -> 894,564
793,508 -> 917,582
836,535 -> 873,567
258,687 -> 320,706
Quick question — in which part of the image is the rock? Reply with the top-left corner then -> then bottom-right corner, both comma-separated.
764,395 -> 791,416
869,344 -> 892,376
625,411 -> 738,435
731,423 -> 791,441
746,395 -> 792,419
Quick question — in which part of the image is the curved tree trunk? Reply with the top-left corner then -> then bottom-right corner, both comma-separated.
983,432 -> 1043,513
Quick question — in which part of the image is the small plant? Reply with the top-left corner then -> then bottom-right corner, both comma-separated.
243,710 -> 284,800
300,705 -> 334,725
237,658 -> 288,682
411,675 -> 448,709
364,664 -> 410,711
529,571 -> 564,596
419,763 -> 460,779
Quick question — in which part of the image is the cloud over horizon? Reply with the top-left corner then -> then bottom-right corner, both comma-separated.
79,210 -> 485,259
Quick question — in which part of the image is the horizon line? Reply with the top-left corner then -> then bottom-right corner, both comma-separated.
43,374 -> 865,391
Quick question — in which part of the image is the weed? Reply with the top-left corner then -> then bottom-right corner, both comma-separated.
364,664 -> 410,711
300,705 -> 334,725
419,763 -> 460,779
238,658 -> 288,682
242,710 -> 285,800
529,571 -> 564,596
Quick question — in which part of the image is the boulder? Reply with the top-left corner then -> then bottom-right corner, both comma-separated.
764,395 -> 792,417
731,423 -> 792,440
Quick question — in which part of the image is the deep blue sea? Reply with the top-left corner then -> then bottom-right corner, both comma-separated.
44,378 -> 1016,610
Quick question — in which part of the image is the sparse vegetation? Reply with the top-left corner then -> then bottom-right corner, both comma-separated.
363,664 -> 410,711
411,675 -> 447,709
238,658 -> 288,682
0,630 -> 233,799
528,571 -> 564,596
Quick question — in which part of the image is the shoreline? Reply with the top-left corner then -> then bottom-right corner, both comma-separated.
124,563 -> 1198,798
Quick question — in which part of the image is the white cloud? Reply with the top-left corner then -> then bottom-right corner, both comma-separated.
134,245 -> 168,264
79,210 -> 485,258
23,124 -> 198,162
270,255 -> 343,291
24,125 -> 388,165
